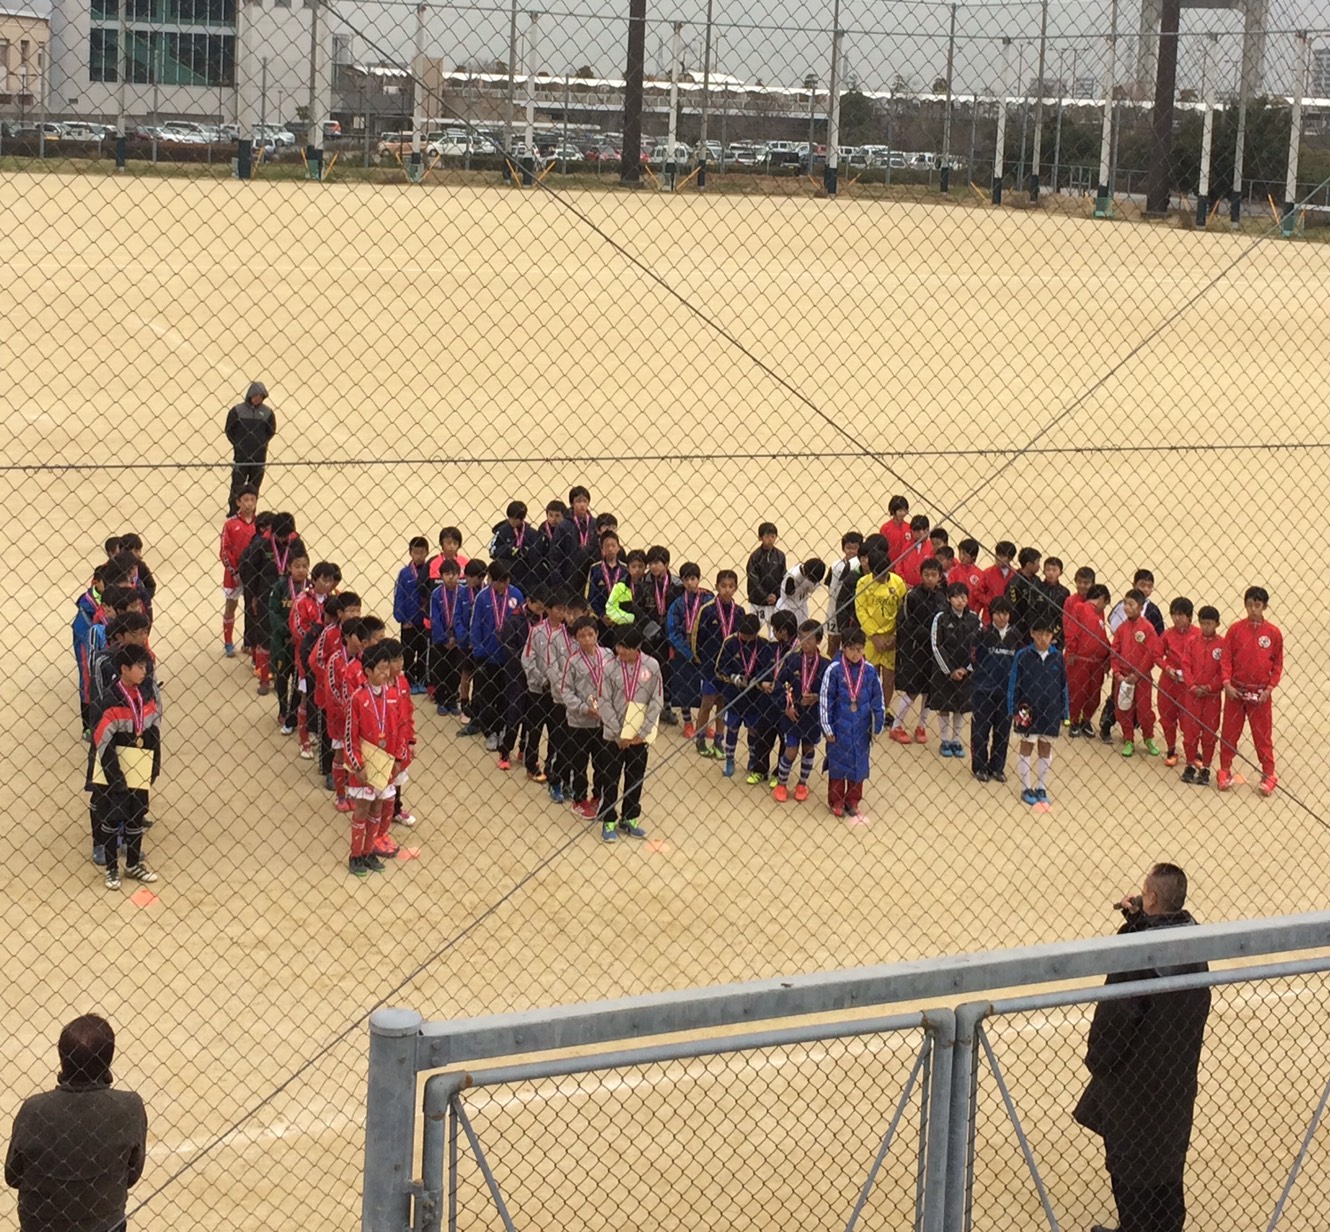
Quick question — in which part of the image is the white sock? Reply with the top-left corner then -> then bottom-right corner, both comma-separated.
1018,752 -> 1032,790
919,705 -> 933,728
937,712 -> 951,741
893,695 -> 913,726
1036,755 -> 1051,790
951,714 -> 963,741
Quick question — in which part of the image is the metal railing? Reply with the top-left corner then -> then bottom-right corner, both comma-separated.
364,913 -> 1330,1232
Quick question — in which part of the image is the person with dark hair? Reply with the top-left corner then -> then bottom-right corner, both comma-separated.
746,522 -> 786,630
929,581 -> 980,758
819,628 -> 886,819
853,546 -> 906,699
6,1014 -> 147,1232
1218,585 -> 1283,796
1180,606 -> 1223,786
878,496 -> 912,566
596,624 -> 662,841
894,515 -> 933,587
1075,865 -> 1211,1232
225,380 -> 276,513
970,595 -> 1019,782
888,557 -> 947,744
1007,620 -> 1068,805
393,536 -> 432,694
219,486 -> 259,657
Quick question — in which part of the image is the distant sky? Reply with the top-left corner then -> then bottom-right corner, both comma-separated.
24,0 -> 1325,94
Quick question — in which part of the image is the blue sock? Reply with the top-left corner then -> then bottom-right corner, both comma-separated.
777,747 -> 795,786
799,748 -> 816,784
724,722 -> 740,758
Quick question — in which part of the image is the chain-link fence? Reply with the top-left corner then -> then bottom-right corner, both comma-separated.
2,0 -> 1330,1226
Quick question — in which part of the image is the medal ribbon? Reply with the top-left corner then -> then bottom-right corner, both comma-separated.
684,591 -> 703,632
717,598 -> 737,639
576,516 -> 592,548
581,649 -> 605,690
621,656 -> 643,702
370,685 -> 388,742
118,682 -> 144,734
801,651 -> 818,697
739,641 -> 759,679
842,659 -> 866,708
493,589 -> 510,632
654,575 -> 669,616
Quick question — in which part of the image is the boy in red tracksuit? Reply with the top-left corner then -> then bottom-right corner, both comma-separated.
387,642 -> 417,835
1065,583 -> 1110,736
949,539 -> 985,610
978,541 -> 1017,624
219,486 -> 258,656
879,495 -> 912,565
290,561 -> 340,758
326,616 -> 379,813
1180,605 -> 1224,786
1109,588 -> 1165,757
345,643 -> 401,877
1062,567 -> 1095,644
1218,586 -> 1283,796
313,593 -> 360,786
894,515 -> 932,587
1156,598 -> 1198,766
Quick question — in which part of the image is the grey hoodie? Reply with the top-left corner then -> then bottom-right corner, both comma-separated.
597,651 -> 664,742
225,381 -> 277,462
560,645 -> 613,729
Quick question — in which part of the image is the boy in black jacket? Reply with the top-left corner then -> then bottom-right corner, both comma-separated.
888,559 -> 947,744
746,522 -> 786,630
929,582 -> 980,758
970,596 -> 1019,782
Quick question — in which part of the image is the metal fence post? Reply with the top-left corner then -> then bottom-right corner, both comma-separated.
946,1003 -> 986,1232
920,1009 -> 954,1232
364,1008 -> 424,1232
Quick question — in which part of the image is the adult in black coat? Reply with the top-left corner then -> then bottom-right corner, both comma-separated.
1074,863 -> 1212,1232
225,380 -> 277,513
6,1015 -> 147,1232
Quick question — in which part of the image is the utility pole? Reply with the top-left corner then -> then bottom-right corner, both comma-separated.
621,0 -> 645,184
1144,0 -> 1180,217
697,0 -> 713,186
1029,0 -> 1048,199
940,3 -> 956,193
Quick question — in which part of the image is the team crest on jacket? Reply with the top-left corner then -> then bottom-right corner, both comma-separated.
1134,630 -> 1145,643
1258,635 -> 1271,648
1211,647 -> 1222,659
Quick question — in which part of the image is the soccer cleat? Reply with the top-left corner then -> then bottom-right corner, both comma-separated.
1020,788 -> 1039,805
1121,741 -> 1134,758
1079,721 -> 1095,737
436,703 -> 449,716
699,745 -> 724,760
832,804 -> 845,818
82,727 -> 91,743
573,799 -> 597,818
280,724 -> 295,736
257,682 -> 271,697
92,843 -> 106,866
1099,728 -> 1114,744
335,797 -> 353,813
1068,724 -> 1081,739
974,770 -> 990,783
125,862 -> 159,883
705,726 -> 716,740
373,836 -> 400,857
1163,750 -> 1179,766
618,820 -> 647,839
1259,774 -> 1278,797
299,745 -> 314,760
457,721 -> 482,737
549,785 -> 565,805
1216,768 -> 1233,791
224,642 -> 236,658
793,783 -> 809,802
363,853 -> 387,873
497,757 -> 511,771
660,708 -> 679,726
723,759 -> 735,778
889,726 -> 912,745
323,774 -> 335,791
913,726 -> 928,744
991,771 -> 1007,783
484,733 -> 500,752
410,683 -> 427,696
745,771 -> 764,786
1035,788 -> 1049,804
1197,768 -> 1211,787
773,784 -> 789,803
682,721 -> 696,739
601,824 -> 618,843
105,869 -> 122,890
1180,765 -> 1198,784
393,811 -> 416,826
527,771 -> 548,784
1144,739 -> 1161,757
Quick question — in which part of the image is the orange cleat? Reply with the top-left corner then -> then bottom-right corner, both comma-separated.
913,726 -> 928,744
889,726 -> 912,745
682,722 -> 696,739
1163,753 -> 1180,767
1258,774 -> 1277,797
793,783 -> 809,802
772,784 -> 789,803
1216,769 -> 1233,791
832,805 -> 845,818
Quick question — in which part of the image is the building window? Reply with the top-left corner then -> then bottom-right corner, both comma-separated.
19,39 -> 29,64
89,29 -> 117,82
162,32 -> 235,85
332,33 -> 352,65
92,0 -> 118,20
166,0 -> 236,24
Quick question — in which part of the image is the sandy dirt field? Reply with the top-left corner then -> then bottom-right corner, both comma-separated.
0,172 -> 1328,1229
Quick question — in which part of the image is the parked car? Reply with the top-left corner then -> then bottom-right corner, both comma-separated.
649,141 -> 691,166
255,124 -> 296,147
548,143 -> 583,162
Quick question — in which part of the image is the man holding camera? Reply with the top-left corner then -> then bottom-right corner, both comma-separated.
1074,863 -> 1212,1232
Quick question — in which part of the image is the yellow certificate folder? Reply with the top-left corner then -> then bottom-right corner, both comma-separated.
91,743 -> 154,789
361,744 -> 396,792
621,701 -> 657,746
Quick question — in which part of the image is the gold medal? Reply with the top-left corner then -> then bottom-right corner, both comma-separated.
134,736 -> 144,748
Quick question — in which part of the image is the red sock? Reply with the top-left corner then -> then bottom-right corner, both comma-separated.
223,619 -> 235,644
350,819 -> 367,857
297,701 -> 309,746
256,648 -> 271,684
333,765 -> 348,798
377,799 -> 396,843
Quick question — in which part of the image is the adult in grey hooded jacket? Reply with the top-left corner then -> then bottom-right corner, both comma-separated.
225,381 -> 276,513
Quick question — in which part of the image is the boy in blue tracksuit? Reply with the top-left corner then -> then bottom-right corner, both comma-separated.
466,560 -> 525,748
1007,618 -> 1070,806
971,595 -> 1020,783
751,610 -> 797,785
392,536 -> 430,693
772,619 -> 829,802
72,566 -> 106,733
819,629 -> 886,818
429,559 -> 464,714
715,614 -> 768,780
454,559 -> 489,731
666,562 -> 709,735
693,570 -> 745,759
